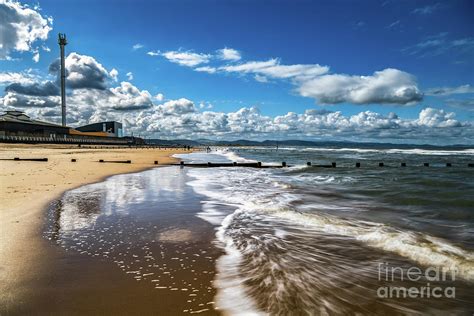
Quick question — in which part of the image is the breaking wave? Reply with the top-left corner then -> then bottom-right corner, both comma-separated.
180,149 -> 474,314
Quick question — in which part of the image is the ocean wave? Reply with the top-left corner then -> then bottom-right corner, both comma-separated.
187,166 -> 474,281
301,147 -> 474,155
272,209 -> 474,281
291,173 -> 356,184
214,210 -> 267,316
173,149 -> 256,164
232,146 -> 474,155
216,149 -> 257,163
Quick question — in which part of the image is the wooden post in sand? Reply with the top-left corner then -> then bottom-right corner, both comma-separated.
12,157 -> 48,162
154,161 -> 158,165
71,159 -> 76,162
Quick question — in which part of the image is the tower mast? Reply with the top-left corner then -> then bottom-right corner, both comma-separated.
58,33 -> 67,126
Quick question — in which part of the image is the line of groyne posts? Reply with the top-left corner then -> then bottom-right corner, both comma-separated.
303,161 -> 474,168
175,161 -> 472,168
3,157 -> 473,168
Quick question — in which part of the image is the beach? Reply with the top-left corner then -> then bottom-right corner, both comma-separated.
0,144 -> 190,314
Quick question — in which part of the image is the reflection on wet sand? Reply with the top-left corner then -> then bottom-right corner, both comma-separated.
42,167 -> 222,315
159,228 -> 194,242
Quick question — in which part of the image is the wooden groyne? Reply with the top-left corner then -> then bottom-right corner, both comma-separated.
2,157 -> 473,168
99,159 -> 131,164
0,157 -> 48,162
173,161 -> 474,168
173,161 -> 285,168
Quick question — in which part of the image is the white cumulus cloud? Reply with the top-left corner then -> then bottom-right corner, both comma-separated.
297,68 -> 423,105
49,52 -> 115,90
220,58 -> 329,80
146,50 -> 160,56
217,48 -> 241,61
0,0 -> 53,61
195,66 -> 217,74
0,70 -> 40,85
2,80 -> 153,112
154,93 -> 164,101
106,81 -> 153,110
417,108 -> 461,127
109,68 -> 119,82
161,50 -> 211,67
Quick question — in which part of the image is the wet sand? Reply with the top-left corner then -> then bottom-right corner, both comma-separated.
34,167 -> 222,315
0,144 -> 194,314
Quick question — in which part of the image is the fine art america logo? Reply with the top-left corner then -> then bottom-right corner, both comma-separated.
377,262 -> 457,299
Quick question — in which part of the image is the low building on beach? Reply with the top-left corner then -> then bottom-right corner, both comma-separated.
0,110 -> 131,144
0,110 -> 69,137
76,121 -> 123,138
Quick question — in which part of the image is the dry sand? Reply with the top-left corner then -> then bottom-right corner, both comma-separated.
0,144 -> 190,311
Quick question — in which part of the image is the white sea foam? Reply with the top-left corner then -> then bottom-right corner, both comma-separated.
214,210 -> 267,316
173,149 -> 255,164
234,146 -> 474,155
216,149 -> 256,163
196,203 -> 228,226
300,147 -> 474,156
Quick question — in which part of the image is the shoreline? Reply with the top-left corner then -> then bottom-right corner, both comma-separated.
0,144 -> 190,312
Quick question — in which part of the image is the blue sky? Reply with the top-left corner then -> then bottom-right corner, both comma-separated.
1,0 -> 473,143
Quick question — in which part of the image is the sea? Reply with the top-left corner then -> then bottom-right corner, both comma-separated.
45,145 -> 474,315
